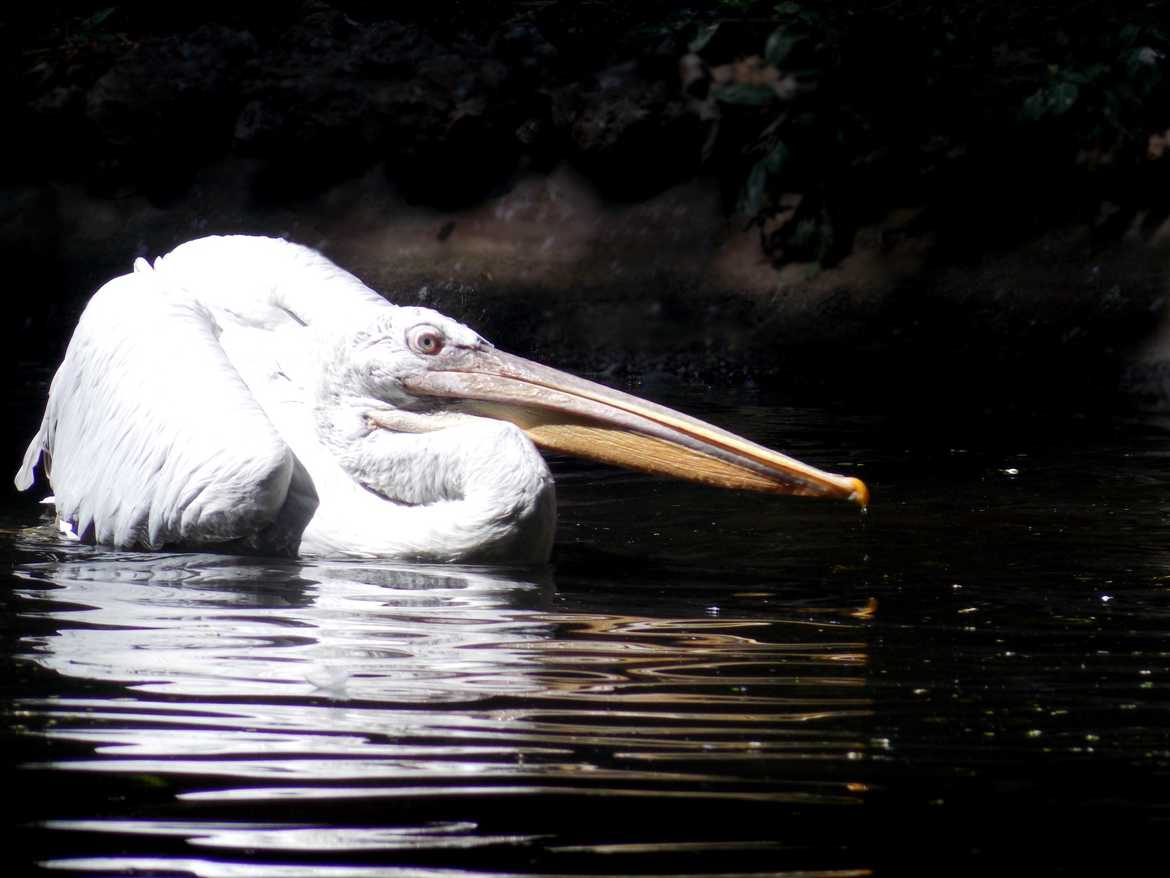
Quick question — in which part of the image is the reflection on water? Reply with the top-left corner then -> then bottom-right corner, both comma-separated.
7,538 -> 874,876
7,389 -> 1170,876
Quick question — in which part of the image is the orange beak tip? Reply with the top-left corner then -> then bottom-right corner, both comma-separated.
848,477 -> 870,510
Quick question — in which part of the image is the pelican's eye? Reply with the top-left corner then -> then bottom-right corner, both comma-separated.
407,325 -> 445,356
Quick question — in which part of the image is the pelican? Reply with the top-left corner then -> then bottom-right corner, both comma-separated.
15,235 -> 867,562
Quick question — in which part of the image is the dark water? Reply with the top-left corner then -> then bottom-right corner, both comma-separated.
4,381 -> 1170,876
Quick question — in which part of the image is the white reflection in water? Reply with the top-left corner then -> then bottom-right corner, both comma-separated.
43,819 -> 542,851
18,552 -> 554,702
12,545 -> 873,872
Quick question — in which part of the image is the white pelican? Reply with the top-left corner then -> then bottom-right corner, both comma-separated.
15,235 -> 867,562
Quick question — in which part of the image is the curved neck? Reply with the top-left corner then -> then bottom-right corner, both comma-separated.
300,419 -> 557,563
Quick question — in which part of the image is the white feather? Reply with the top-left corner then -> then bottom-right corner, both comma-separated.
17,235 -> 555,562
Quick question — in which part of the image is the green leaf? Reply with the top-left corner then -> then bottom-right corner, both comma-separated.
765,29 -> 801,67
739,160 -> 771,217
83,7 -> 118,30
791,217 -> 818,252
1048,81 -> 1079,115
1124,47 -> 1163,80
689,23 -> 720,53
1020,91 -> 1044,121
1083,64 -> 1109,82
713,83 -> 777,106
761,141 -> 791,175
738,142 -> 789,217
1022,81 -> 1079,120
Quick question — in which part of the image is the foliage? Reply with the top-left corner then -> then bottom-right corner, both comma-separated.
10,1 -> 1170,268
675,1 -> 1170,267
687,3 -> 849,266
23,5 -> 133,60
1020,24 -> 1166,144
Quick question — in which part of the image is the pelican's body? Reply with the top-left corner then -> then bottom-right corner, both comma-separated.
17,236 -> 866,563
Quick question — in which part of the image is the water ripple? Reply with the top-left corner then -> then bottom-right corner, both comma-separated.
8,544 -> 874,875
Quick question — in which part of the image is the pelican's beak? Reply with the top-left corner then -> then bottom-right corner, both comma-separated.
396,347 -> 868,507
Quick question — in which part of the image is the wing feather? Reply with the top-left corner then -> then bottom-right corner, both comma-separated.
153,235 -> 389,330
18,266 -> 311,553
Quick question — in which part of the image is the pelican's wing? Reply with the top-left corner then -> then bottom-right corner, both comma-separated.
16,265 -> 317,554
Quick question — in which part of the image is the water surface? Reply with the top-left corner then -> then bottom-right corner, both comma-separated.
3,383 -> 1169,876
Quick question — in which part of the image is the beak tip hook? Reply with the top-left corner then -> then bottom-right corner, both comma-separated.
848,477 -> 870,510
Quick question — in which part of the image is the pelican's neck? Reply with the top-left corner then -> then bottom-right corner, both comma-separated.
298,419 -> 557,563
222,331 -> 556,562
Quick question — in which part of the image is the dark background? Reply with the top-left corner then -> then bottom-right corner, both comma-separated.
4,6 -> 1170,876
4,0 -> 1170,459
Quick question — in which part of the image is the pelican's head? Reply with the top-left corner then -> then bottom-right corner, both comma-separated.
317,305 -> 868,508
